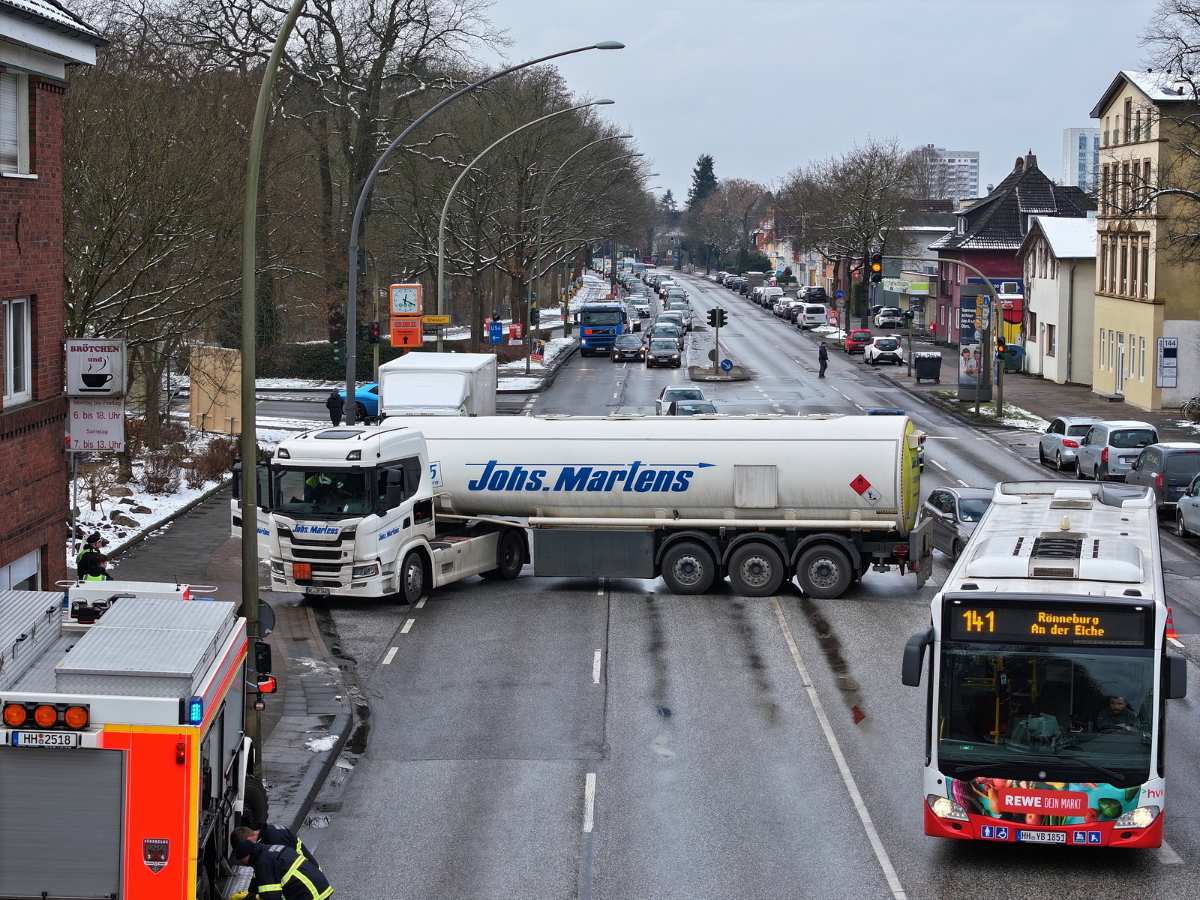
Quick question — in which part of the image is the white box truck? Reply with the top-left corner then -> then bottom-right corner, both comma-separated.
377,352 -> 497,418
251,414 -> 931,601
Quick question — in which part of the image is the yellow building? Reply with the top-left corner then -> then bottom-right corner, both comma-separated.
1090,71 -> 1200,409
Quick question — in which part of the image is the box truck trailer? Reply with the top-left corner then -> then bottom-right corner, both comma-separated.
376,352 -> 497,418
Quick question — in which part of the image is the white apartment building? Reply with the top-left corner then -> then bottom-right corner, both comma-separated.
919,145 -> 980,199
1061,127 -> 1100,193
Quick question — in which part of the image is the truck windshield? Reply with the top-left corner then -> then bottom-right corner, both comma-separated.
937,643 -> 1154,784
582,311 -> 622,325
273,468 -> 371,517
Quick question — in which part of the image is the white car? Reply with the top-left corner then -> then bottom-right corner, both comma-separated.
874,307 -> 904,328
864,336 -> 904,365
797,304 -> 828,329
656,385 -> 706,415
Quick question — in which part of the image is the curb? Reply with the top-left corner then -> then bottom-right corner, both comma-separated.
873,369 -> 1024,432
496,342 -> 580,394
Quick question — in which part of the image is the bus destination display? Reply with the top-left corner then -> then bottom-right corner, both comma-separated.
947,604 -> 1149,646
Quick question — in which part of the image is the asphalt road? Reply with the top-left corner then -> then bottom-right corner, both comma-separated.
304,268 -> 1200,899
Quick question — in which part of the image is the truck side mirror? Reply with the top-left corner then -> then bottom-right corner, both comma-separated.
254,640 -> 273,676
1164,653 -> 1187,700
902,628 -> 933,687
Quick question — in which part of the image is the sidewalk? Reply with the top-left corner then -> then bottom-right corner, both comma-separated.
106,487 -> 351,834
838,329 -> 1197,440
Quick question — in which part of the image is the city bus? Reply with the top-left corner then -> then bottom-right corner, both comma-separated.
903,482 -> 1187,848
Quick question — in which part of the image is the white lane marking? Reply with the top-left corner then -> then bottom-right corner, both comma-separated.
400,618 -> 415,634
1158,839 -> 1184,864
1169,636 -> 1185,649
929,458 -> 949,473
771,598 -> 907,900
382,646 -> 398,665
583,772 -> 597,833
416,597 -> 427,609
956,479 -> 970,487
592,650 -> 602,684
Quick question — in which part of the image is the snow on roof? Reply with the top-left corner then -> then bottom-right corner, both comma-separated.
1031,215 -> 1096,259
0,0 -> 102,40
1122,69 -> 1192,103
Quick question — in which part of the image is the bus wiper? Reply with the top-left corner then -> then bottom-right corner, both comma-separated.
945,754 -> 1127,785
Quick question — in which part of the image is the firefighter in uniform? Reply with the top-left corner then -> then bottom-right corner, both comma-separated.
231,829 -> 332,900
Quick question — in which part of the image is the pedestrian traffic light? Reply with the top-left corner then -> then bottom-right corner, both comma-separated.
870,253 -> 883,284
367,321 -> 381,344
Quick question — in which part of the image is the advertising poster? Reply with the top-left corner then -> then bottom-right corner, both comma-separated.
958,292 -> 991,402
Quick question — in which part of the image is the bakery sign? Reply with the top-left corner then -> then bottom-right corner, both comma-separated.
66,339 -> 126,398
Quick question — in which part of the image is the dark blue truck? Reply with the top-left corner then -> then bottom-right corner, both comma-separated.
578,302 -> 630,356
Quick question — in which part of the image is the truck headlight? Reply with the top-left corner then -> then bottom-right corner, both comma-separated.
270,560 -> 284,575
1114,805 -> 1160,828
352,562 -> 380,578
926,794 -> 968,821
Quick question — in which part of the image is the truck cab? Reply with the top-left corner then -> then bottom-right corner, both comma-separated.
578,302 -> 630,356
265,423 -> 525,602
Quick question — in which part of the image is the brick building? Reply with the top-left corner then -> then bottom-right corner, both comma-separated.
1,1 -> 101,588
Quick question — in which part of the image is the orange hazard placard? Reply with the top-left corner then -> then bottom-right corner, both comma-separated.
390,315 -> 423,348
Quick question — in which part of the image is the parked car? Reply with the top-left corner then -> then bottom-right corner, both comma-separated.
647,322 -> 685,351
1126,442 -> 1200,509
645,337 -> 683,368
797,304 -> 828,329
919,487 -> 993,560
761,286 -> 784,307
610,333 -> 645,362
656,385 -> 706,414
864,336 -> 904,365
750,286 -> 766,305
803,286 -> 829,304
844,328 -> 873,354
874,307 -> 904,328
667,400 -> 719,416
1074,420 -> 1160,481
1037,416 -> 1100,471
1174,471 -> 1200,536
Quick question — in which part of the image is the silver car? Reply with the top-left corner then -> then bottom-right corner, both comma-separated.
656,385 -> 705,414
1175,471 -> 1200,536
919,487 -> 993,559
1074,420 -> 1159,482
1037,416 -> 1100,471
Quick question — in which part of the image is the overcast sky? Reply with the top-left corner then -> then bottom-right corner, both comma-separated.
484,0 -> 1162,202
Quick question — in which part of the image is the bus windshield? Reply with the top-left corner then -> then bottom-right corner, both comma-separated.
273,468 -> 372,517
937,643 -> 1154,784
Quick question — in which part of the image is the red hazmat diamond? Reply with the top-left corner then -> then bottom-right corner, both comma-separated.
849,474 -> 872,496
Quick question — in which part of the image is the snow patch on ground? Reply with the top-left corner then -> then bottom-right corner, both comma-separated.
498,336 -> 575,373
304,735 -> 340,753
496,377 -> 544,392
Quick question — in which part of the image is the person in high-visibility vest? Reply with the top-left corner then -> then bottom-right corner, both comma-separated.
76,533 -> 112,581
231,831 -> 333,900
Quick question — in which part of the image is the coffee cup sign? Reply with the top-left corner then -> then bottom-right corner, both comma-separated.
66,339 -> 127,398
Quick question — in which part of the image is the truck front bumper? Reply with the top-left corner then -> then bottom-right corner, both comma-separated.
271,560 -> 391,598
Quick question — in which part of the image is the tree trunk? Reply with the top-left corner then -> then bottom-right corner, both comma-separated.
315,114 -> 343,343
141,349 -> 164,451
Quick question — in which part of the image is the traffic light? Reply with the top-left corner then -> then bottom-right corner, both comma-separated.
715,308 -> 727,328
331,342 -> 344,366
870,253 -> 883,284
367,321 -> 381,344
707,308 -> 718,328
530,307 -> 540,326
996,335 -> 1007,355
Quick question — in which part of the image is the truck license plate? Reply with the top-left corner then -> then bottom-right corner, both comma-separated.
11,731 -> 81,749
306,586 -> 330,595
1016,830 -> 1066,844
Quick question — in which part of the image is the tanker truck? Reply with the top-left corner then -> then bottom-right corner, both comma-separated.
255,414 -> 932,600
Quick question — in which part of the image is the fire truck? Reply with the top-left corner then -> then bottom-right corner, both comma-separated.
0,581 -> 274,899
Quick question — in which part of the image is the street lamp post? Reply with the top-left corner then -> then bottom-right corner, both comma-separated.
434,99 -> 614,354
342,41 -> 624,424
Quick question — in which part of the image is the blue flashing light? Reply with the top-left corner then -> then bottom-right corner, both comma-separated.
187,697 -> 204,726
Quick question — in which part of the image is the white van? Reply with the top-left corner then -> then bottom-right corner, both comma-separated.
798,304 -> 828,329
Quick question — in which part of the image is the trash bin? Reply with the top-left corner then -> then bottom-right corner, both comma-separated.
913,352 -> 942,384
1003,345 -> 1025,373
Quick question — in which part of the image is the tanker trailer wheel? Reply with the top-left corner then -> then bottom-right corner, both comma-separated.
727,542 -> 785,597
482,530 -> 525,581
795,544 -> 852,599
660,541 -> 716,594
399,550 -> 425,605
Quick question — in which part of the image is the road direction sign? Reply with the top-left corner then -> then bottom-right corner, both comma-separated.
881,277 -> 911,293
489,321 -> 504,344
422,314 -> 451,326
720,358 -> 733,372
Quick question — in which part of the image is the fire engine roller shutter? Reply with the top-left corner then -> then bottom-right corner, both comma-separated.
0,747 -> 123,899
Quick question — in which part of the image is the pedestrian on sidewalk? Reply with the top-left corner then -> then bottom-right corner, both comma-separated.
76,532 -> 112,581
325,389 -> 344,427
818,341 -> 829,379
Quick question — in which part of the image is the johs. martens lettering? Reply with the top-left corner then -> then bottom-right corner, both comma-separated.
466,460 -> 697,494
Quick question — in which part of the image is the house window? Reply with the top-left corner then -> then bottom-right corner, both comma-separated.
1141,241 -> 1150,297
0,72 -> 31,175
1046,323 -> 1056,357
1029,312 -> 1038,342
3,298 -> 32,406
1143,159 -> 1152,212
1119,241 -> 1128,295
1124,99 -> 1133,142
1099,235 -> 1108,289
1104,116 -> 1111,146
1130,238 -> 1139,296
1140,336 -> 1146,378
1100,329 -> 1107,367
1134,109 -> 1142,141
0,547 -> 40,590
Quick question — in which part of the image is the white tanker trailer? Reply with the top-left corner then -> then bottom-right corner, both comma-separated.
252,414 -> 932,600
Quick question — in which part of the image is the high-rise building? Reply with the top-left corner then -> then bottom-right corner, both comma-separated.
1061,127 -> 1100,193
917,146 -> 981,199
